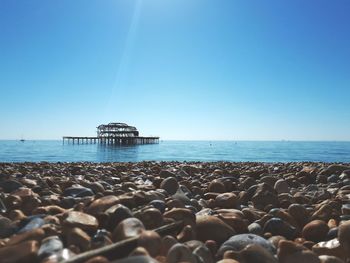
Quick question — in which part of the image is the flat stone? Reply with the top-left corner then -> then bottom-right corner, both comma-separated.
63,211 -> 98,232
87,195 -> 120,215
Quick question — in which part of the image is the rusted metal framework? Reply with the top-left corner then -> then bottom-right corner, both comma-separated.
97,123 -> 139,138
63,122 -> 159,145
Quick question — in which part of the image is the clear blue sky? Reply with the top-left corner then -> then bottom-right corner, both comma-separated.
1,0 -> 349,140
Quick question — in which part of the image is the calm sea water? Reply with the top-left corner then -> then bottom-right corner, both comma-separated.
0,140 -> 349,163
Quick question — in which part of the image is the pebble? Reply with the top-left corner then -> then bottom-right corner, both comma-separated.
18,216 -> 45,233
137,230 -> 161,257
136,208 -> 163,229
160,177 -> 179,195
63,185 -> 95,198
7,228 -> 45,246
166,243 -> 196,263
0,216 -> 16,238
252,183 -> 279,210
38,236 -> 64,259
302,220 -> 329,242
91,229 -> 113,248
215,193 -> 239,209
66,227 -> 91,251
87,195 -> 120,215
218,234 -> 276,257
231,244 -> 278,263
263,217 -> 297,240
0,240 -> 39,263
208,179 -> 226,193
0,161 -> 349,263
106,204 -> 133,230
63,211 -> 99,232
113,218 -> 145,241
274,179 -> 290,194
164,208 -> 196,228
319,255 -> 345,263
0,179 -> 23,193
248,222 -> 263,235
149,200 -> 166,213
277,240 -> 320,263
312,238 -> 346,261
196,215 -> 235,244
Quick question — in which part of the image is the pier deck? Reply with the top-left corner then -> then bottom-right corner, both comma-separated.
63,136 -> 159,145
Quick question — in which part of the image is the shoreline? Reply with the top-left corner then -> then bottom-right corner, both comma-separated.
1,161 -> 350,262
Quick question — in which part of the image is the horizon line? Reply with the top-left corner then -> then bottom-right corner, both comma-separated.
1,139 -> 350,142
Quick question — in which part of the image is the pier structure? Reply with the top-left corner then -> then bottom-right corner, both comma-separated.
63,123 -> 159,145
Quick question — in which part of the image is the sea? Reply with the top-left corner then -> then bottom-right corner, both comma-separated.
0,140 -> 349,163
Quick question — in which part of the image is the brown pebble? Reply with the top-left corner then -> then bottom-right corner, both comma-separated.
215,193 -> 239,209
66,227 -> 91,252
7,228 -> 45,246
278,240 -> 320,263
302,220 -> 329,243
0,240 -> 39,263
87,195 -> 120,215
208,180 -> 226,193
196,215 -> 235,244
137,230 -> 161,257
177,225 -> 196,242
338,220 -> 350,249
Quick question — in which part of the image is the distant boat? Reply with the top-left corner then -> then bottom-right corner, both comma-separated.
20,139 -> 25,142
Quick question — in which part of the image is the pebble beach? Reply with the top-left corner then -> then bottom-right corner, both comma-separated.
1,161 -> 350,263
